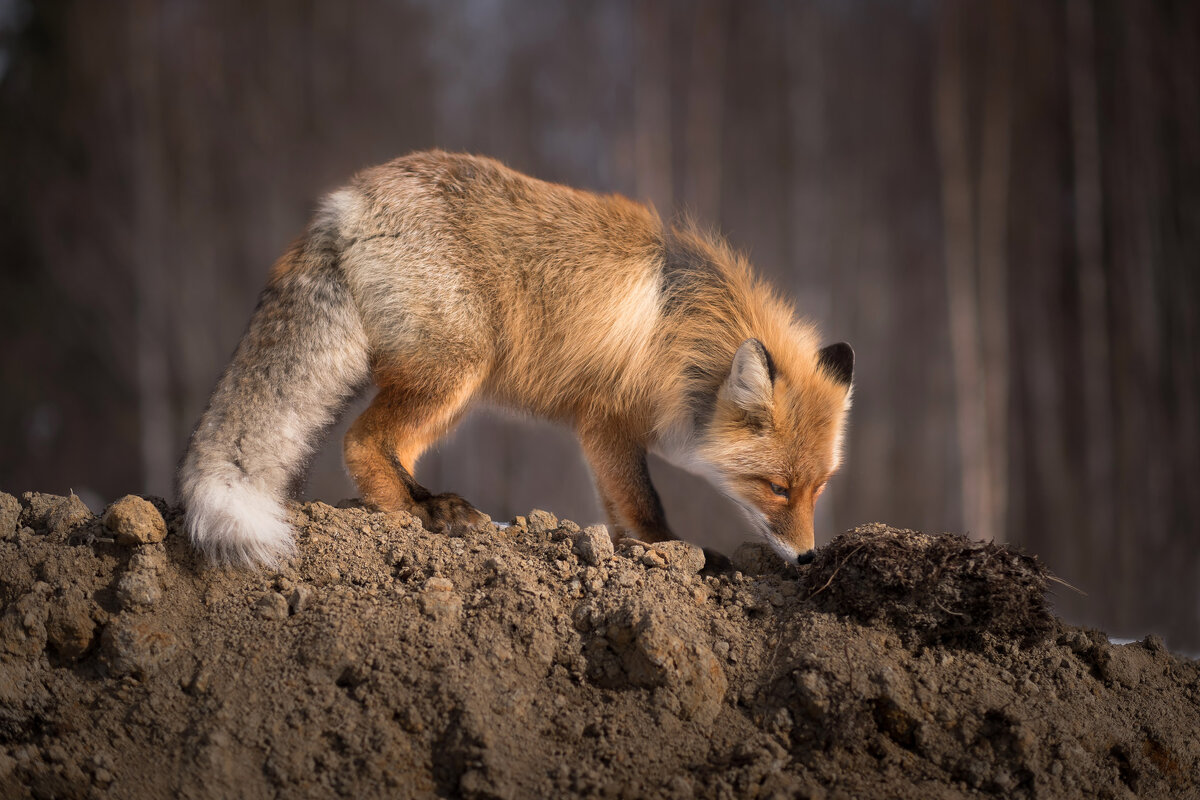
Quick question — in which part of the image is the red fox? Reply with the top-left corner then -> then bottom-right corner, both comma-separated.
180,151 -> 853,569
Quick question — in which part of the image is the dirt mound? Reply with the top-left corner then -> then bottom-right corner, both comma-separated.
1,491 -> 1198,799
804,523 -> 1053,648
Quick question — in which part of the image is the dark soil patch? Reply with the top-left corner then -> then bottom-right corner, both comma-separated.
804,523 -> 1053,648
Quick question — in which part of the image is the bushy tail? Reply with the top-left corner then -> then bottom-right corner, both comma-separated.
180,202 -> 370,568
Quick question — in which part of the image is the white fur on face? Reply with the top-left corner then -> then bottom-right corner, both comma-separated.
728,495 -> 800,562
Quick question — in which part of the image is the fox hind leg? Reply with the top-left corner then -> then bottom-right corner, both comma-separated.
343,370 -> 489,533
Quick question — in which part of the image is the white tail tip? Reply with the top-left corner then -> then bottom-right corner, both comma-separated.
183,475 -> 295,569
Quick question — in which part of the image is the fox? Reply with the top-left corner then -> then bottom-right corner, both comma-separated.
180,150 -> 854,570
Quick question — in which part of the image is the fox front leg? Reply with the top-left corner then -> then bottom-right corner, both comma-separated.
578,422 -> 675,544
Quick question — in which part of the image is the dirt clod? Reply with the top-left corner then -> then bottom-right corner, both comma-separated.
573,525 -> 614,566
43,493 -> 94,540
0,493 -> 20,539
99,617 -> 177,678
804,522 -> 1053,648
526,508 -> 558,533
103,495 -> 167,546
115,570 -> 161,610
656,540 -> 706,574
254,591 -> 289,620
45,589 -> 97,660
0,493 -> 1196,799
287,584 -> 314,614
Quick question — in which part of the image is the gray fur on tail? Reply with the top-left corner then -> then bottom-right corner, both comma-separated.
179,202 -> 370,568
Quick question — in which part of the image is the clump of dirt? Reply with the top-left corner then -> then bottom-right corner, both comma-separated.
1,491 -> 1198,799
804,522 -> 1053,648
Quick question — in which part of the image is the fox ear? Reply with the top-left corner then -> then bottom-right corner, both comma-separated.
817,342 -> 854,388
720,339 -> 775,419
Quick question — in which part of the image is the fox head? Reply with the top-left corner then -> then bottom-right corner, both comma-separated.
695,338 -> 854,565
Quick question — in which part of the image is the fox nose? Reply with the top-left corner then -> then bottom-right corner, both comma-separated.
795,549 -> 814,565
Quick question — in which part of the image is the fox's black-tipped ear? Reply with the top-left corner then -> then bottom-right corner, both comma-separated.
818,342 -> 854,388
721,339 -> 775,417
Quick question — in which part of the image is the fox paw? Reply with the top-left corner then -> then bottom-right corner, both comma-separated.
415,493 -> 491,534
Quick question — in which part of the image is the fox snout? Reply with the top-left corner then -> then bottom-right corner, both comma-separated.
767,497 -> 817,566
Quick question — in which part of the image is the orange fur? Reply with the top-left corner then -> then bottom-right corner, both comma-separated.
182,150 -> 853,567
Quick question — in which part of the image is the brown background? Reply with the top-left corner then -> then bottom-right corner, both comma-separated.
1,1 -> 1197,649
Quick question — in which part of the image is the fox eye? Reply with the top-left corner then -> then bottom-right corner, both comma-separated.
768,482 -> 790,499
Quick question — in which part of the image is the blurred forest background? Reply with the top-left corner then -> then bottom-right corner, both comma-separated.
1,0 -> 1197,649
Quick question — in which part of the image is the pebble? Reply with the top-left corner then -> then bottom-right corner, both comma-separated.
526,509 -> 559,533
46,493 -> 94,538
641,549 -> 668,569
100,618 -> 177,678
116,571 -> 162,610
573,526 -> 614,566
103,496 -> 167,546
254,592 -> 289,620
0,491 -> 21,538
288,585 -> 315,614
46,591 -> 96,660
666,774 -> 694,798
613,571 -> 638,588
655,541 -> 706,574
129,548 -> 166,574
425,577 -> 454,592
420,577 -> 462,620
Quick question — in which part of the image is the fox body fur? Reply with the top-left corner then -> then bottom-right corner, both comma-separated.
180,151 -> 854,568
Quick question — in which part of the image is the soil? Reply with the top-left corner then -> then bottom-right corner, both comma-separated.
1,490 -> 1198,799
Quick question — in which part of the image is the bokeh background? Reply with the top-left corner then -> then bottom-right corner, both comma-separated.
1,1 -> 1197,649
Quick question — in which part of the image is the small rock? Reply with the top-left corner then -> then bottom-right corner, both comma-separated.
46,493 -> 94,538
1141,634 -> 1166,654
100,618 -> 177,678
642,549 -> 668,569
656,541 -> 706,574
793,671 -> 830,719
187,664 -> 213,695
666,774 -> 694,799
0,587 -> 50,656
129,547 -> 166,574
574,526 -> 614,566
425,577 -> 454,592
527,509 -> 559,533
0,491 -> 20,539
613,571 -> 638,588
420,577 -> 461,620
288,585 -> 315,614
254,592 -> 289,620
103,496 -> 167,546
46,591 -> 97,660
116,571 -> 162,610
